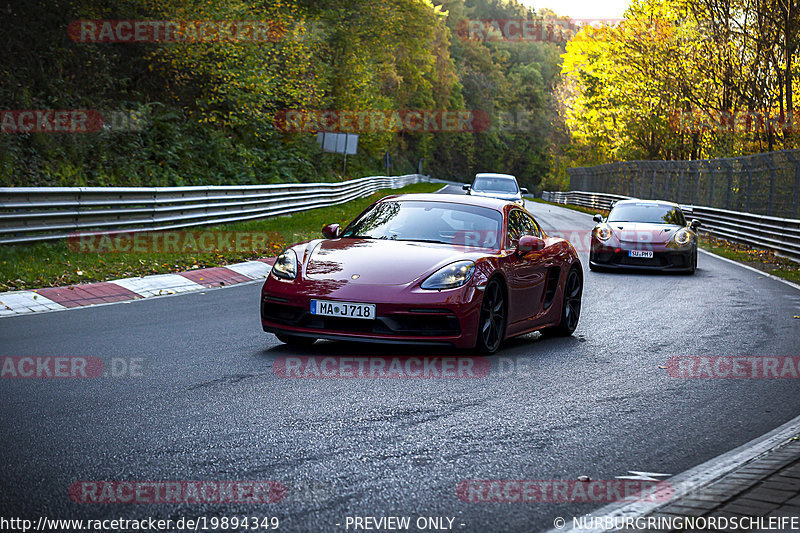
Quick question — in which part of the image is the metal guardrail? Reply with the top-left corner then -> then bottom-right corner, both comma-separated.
542,190 -> 800,262
0,174 -> 428,244
540,191 -> 630,213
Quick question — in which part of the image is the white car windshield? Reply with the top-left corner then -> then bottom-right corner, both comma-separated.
472,177 -> 518,193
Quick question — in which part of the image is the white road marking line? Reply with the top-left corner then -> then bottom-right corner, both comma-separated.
112,274 -> 204,298
0,291 -> 66,315
549,412 -> 800,533
226,261 -> 273,279
615,471 -> 671,481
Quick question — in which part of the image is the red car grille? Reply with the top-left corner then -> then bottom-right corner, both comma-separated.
262,301 -> 460,337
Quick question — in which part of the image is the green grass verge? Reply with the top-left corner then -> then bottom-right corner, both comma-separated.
0,182 -> 441,292
534,197 -> 800,284
698,236 -> 800,284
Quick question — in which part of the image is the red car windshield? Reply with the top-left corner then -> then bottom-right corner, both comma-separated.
341,200 -> 504,249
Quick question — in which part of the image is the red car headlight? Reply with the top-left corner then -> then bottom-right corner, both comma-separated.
271,249 -> 298,280
421,261 -> 476,290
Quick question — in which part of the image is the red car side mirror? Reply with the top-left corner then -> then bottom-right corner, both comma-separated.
516,235 -> 545,255
322,223 -> 340,239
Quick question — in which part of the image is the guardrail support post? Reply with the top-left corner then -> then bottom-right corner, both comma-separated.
726,163 -> 733,209
796,162 -> 800,219
707,164 -> 714,207
640,168 -> 646,199
768,164 -> 776,217
785,151 -> 800,219
651,169 -> 657,199
742,158 -> 753,212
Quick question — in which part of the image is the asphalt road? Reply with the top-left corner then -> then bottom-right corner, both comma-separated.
2,188 -> 799,532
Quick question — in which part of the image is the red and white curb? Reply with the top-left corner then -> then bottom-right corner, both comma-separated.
0,258 -> 275,318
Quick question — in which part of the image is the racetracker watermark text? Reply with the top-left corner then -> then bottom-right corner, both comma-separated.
69,481 -> 286,503
0,357 -> 145,379
274,110 -> 491,133
666,356 -> 800,378
1,110 -> 147,133
68,20 -> 285,43
455,18 -> 624,42
457,479 -> 673,503
67,230 -> 284,254
273,356 -> 490,379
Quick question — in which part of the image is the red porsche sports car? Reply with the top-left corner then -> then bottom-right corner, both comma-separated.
261,193 -> 583,354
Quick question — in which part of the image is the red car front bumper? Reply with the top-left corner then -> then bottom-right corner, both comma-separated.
260,275 -> 484,349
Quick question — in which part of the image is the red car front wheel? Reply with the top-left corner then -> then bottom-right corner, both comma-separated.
475,278 -> 506,354
543,266 -> 582,337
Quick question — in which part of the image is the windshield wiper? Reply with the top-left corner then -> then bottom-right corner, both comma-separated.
395,238 -> 448,245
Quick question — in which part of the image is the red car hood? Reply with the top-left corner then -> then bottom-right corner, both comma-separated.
304,238 -> 482,285
609,222 -> 678,244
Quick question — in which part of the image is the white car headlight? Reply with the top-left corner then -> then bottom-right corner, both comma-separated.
421,261 -> 476,290
674,228 -> 692,246
596,226 -> 612,241
272,249 -> 298,279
